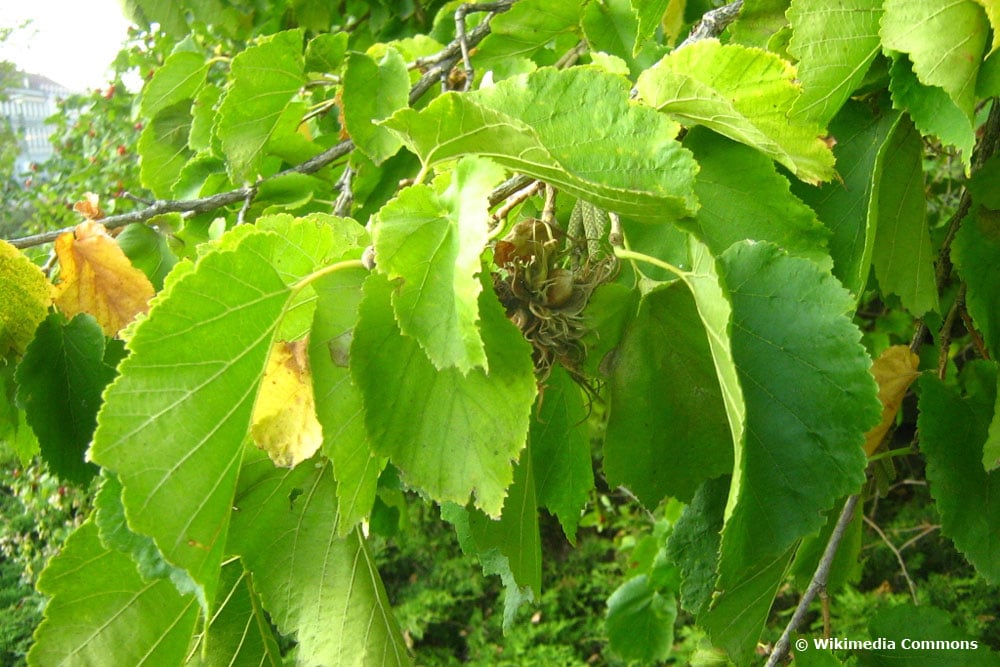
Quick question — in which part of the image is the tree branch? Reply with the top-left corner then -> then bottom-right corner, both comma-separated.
677,0 -> 744,49
765,494 -> 861,667
6,0 -> 516,250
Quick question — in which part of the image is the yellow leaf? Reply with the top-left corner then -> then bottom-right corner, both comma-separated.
864,345 -> 921,456
0,240 -> 52,356
52,220 -> 155,337
251,339 -> 323,468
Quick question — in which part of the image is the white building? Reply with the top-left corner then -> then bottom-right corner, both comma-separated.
1,71 -> 72,174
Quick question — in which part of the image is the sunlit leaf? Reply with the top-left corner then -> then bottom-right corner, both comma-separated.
0,239 -> 50,356
139,100 -> 195,198
342,49 -> 409,165
635,39 -> 836,184
140,49 -> 208,119
52,220 -> 155,338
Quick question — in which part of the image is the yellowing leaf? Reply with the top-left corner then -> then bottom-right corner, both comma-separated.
0,240 -> 52,356
251,339 -> 323,468
53,221 -> 155,337
864,345 -> 921,456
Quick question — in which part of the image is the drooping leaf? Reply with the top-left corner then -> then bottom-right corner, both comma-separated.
635,39 -> 836,184
791,100 -> 899,298
864,603 -> 1000,665
216,29 -> 306,183
0,239 -> 50,356
715,241 -> 880,592
52,220 -> 155,338
864,345 -> 921,456
633,0 -> 672,51
880,0 -> 989,119
952,209 -> 1000,359
382,66 -> 699,221
90,218 -> 351,602
351,272 -> 536,517
604,282 -> 732,505
28,520 -> 200,666
581,0 -> 665,77
305,32 -> 349,72
681,127 -> 831,268
529,366 -> 593,543
373,156 -> 505,372
310,262 -> 382,535
666,475 -> 729,617
342,49 -> 409,165
139,100 -> 195,198
251,338 -> 324,468
872,114 -> 939,316
917,370 -> 1000,584
605,573 -> 678,663
140,49 -> 208,119
888,54 -> 976,169
14,313 -> 112,484
229,449 -> 412,666
787,0 -> 883,125
116,223 -> 179,291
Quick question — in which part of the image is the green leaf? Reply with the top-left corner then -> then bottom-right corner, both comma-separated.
952,209 -> 1000,359
871,114 -> 939,316
351,273 -> 536,517
189,84 -> 222,152
0,239 -> 51,357
29,520 -> 200,666
216,29 -> 306,183
604,282 -> 732,505
343,49 -> 409,165
790,499 -> 863,593
305,32 -> 349,72
791,100 -> 899,297
863,604 -> 1000,665
787,0 -> 883,125
382,66 -> 699,221
633,0 -> 672,51
15,313 -> 112,484
90,219 -> 351,601
120,0 -> 187,35
310,260 -> 382,535
682,127 -> 831,268
582,0 -> 664,77
888,53 -> 976,169
716,242 -> 879,584
468,448 -> 542,596
139,100 -> 195,198
473,0 -> 581,66
666,476 -> 729,617
373,156 -> 505,372
117,223 -> 179,291
635,39 -> 836,184
529,366 -> 593,543
917,370 -> 1000,584
881,0 -> 989,119
188,559 -> 283,666
141,49 -> 208,119
605,575 -> 678,663
229,449 -> 412,666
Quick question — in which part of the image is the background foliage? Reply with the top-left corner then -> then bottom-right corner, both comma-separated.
2,0 -> 1000,665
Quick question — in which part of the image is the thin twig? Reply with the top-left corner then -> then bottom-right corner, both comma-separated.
936,284 -> 964,379
235,183 -> 257,225
490,179 -> 542,228
677,0 -> 744,49
333,166 -> 354,217
862,515 -> 919,604
765,494 -> 860,667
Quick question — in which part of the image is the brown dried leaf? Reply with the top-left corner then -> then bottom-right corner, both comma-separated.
52,220 -> 154,337
72,192 -> 105,221
864,345 -> 921,456
251,339 -> 323,468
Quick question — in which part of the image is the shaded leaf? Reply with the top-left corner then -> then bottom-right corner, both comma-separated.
635,39 -> 836,184
952,209 -> 1000,359
727,0 -> 791,49
15,313 -> 111,484
383,66 -> 699,221
52,220 -> 155,338
917,370 -> 1000,584
864,345 -> 920,456
351,273 -> 536,517
117,223 -> 179,291
305,32 -> 349,72
343,49 -> 409,165
251,339 -> 323,468
216,29 -> 306,183
606,575 -> 677,663
29,521 -> 199,666
787,0 -> 883,125
473,0 -> 581,66
863,604 -> 1000,665
140,49 -> 208,119
373,156 -> 505,372
666,476 -> 728,617
0,239 -> 50,356
230,450 -> 412,666
139,100 -> 195,198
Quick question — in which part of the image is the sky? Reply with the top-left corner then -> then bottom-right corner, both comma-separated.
0,0 -> 132,92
